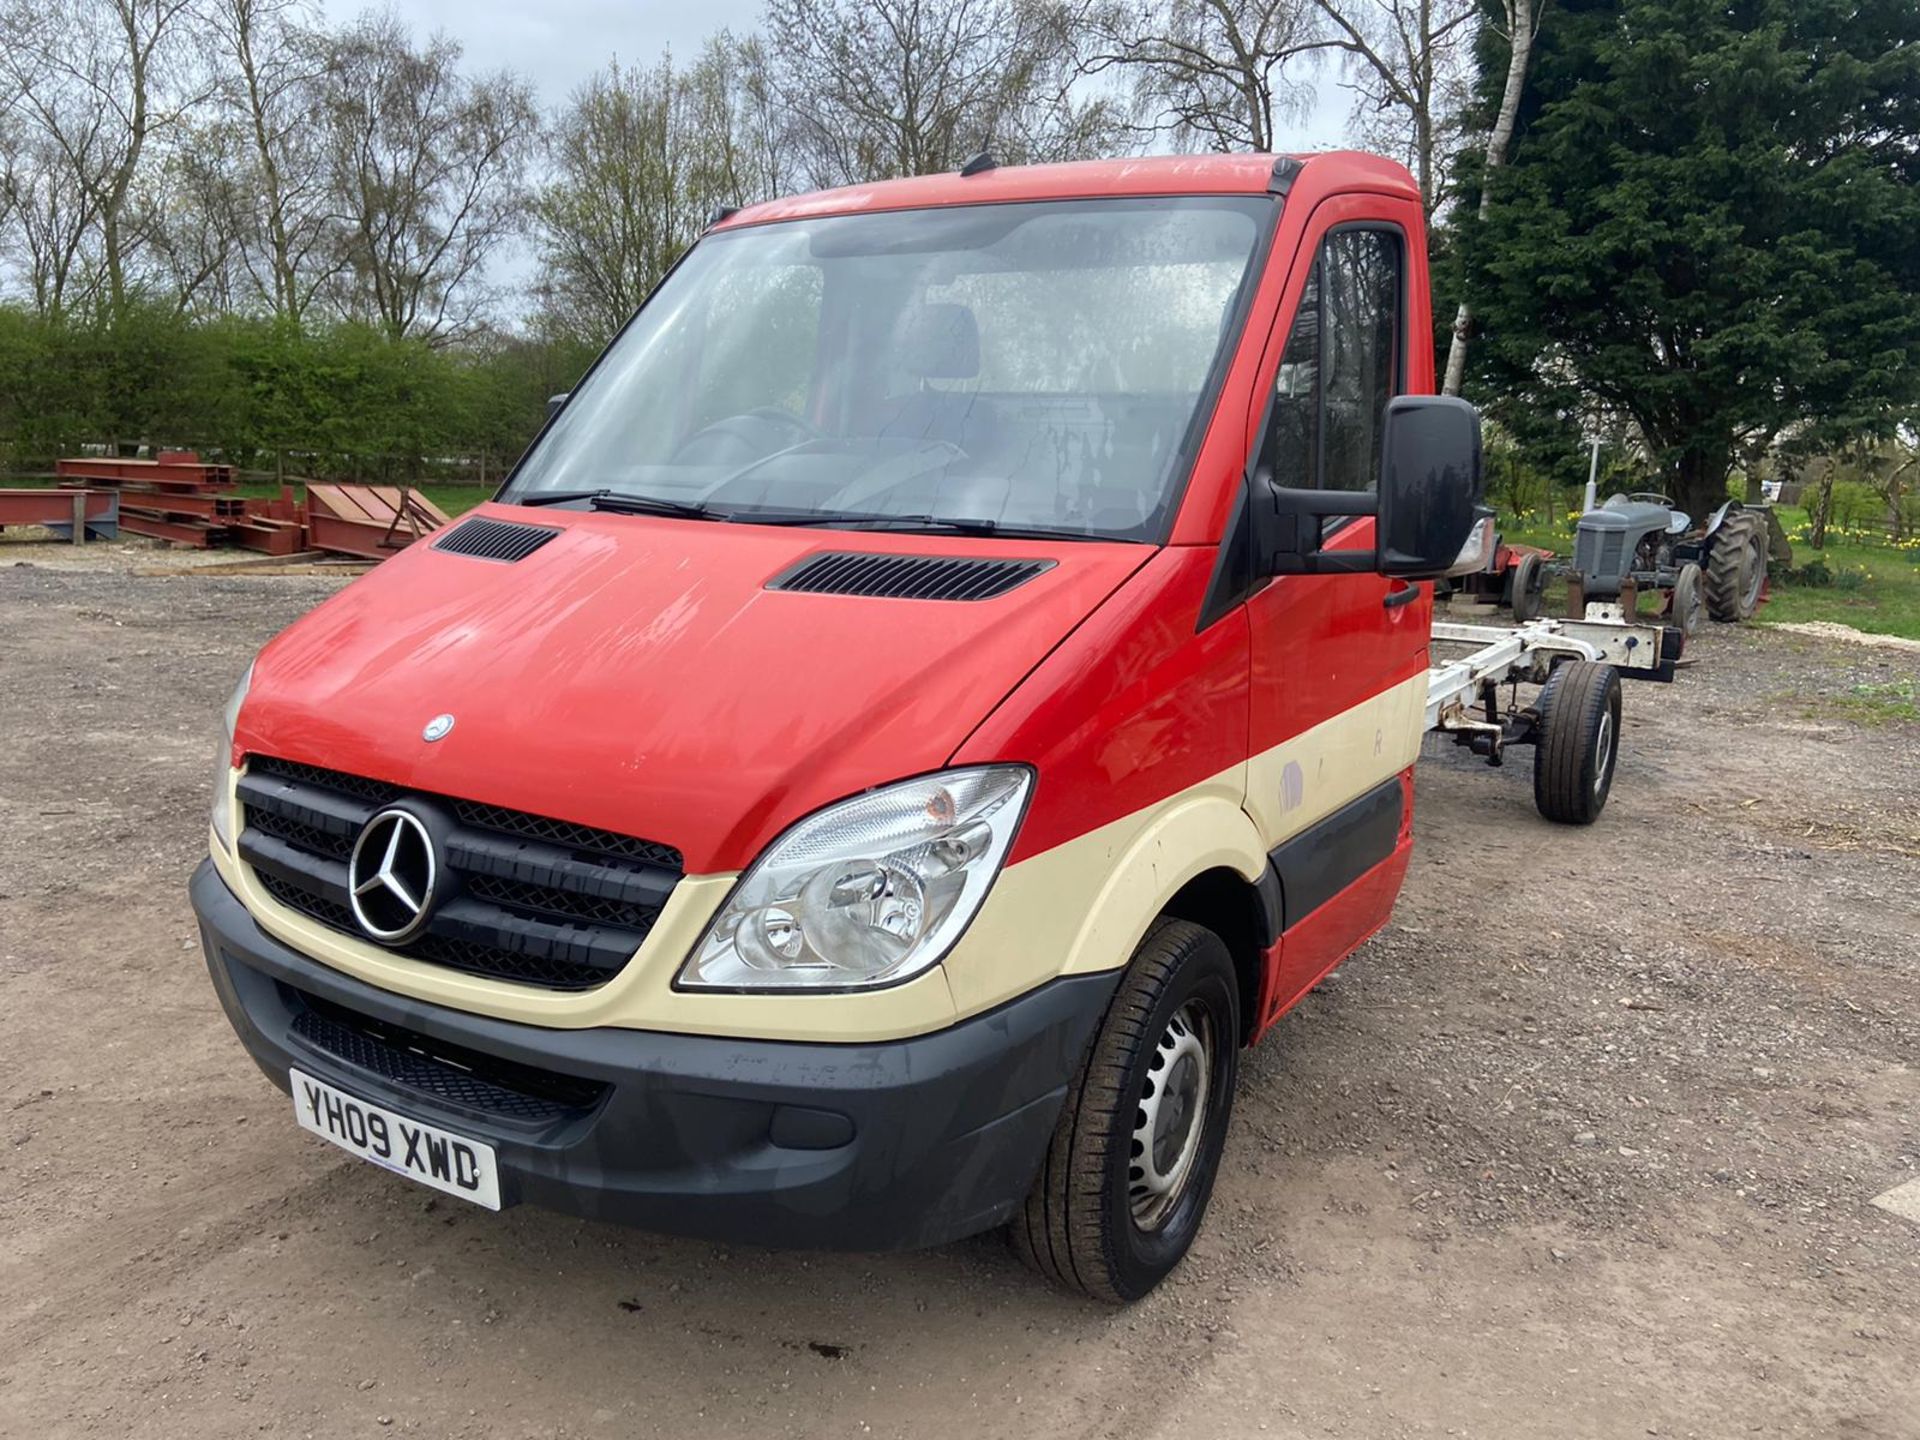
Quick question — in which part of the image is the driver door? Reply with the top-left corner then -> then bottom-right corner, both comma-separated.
1242,195 -> 1433,1025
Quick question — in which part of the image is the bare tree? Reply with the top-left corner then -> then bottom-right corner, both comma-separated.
535,58 -> 698,343
533,37 -> 795,345
0,121 -> 106,316
1315,0 -> 1476,215
1441,0 -> 1542,396
319,14 -> 537,343
764,0 -> 1123,187
217,0 -> 340,322
0,0 -> 217,316
146,117 -> 253,313
680,33 -> 793,207
1084,0 -> 1324,153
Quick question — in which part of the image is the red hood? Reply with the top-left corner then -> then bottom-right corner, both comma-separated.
235,504 -> 1149,873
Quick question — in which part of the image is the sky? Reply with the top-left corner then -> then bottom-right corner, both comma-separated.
317,0 -> 1355,310
319,0 -> 1354,148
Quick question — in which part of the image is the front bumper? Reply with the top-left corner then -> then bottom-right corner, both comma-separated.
191,859 -> 1115,1250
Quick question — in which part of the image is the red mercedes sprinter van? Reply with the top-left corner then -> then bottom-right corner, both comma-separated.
192,152 -> 1482,1301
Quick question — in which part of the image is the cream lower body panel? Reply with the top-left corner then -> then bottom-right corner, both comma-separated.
213,674 -> 1425,1044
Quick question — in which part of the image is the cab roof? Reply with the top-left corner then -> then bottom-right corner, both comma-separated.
716,151 -> 1421,229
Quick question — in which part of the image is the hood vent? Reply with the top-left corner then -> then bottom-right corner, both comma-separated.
771,551 -> 1054,601
433,516 -> 561,563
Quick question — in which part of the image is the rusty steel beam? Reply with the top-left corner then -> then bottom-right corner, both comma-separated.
92,488 -> 248,520
55,457 -> 235,487
119,512 -> 225,547
304,483 -> 449,560
229,519 -> 307,555
0,488 -> 115,526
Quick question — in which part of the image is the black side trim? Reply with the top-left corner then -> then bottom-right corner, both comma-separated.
1254,863 -> 1285,947
1269,777 -> 1403,928
1196,475 -> 1268,632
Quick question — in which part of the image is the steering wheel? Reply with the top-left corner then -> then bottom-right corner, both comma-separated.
669,407 -> 820,468
1625,491 -> 1677,509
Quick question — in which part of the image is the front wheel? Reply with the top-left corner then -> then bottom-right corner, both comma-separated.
1510,552 -> 1547,622
1011,918 -> 1239,1303
1669,561 -> 1704,642
1533,660 -> 1623,825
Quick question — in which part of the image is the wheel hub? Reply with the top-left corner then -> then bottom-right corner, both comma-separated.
1594,710 -> 1614,797
1130,1000 -> 1213,1231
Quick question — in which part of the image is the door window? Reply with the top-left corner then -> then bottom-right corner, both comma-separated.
1262,229 -> 1403,492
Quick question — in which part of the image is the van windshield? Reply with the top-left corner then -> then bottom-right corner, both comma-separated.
503,197 -> 1272,542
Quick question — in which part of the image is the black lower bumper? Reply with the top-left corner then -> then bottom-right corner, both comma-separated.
190,859 -> 1115,1250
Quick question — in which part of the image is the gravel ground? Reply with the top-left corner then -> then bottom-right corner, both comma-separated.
2,546 -> 1917,1440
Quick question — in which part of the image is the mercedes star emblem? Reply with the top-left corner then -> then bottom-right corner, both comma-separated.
423,713 -> 455,742
347,808 -> 438,943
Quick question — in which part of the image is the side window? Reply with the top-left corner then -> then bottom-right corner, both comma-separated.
1262,229 -> 1402,491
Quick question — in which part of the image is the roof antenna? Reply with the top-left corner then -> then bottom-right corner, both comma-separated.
959,149 -> 998,177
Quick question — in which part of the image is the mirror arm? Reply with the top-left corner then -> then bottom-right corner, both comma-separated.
1258,471 -> 1381,575
1267,484 -> 1377,518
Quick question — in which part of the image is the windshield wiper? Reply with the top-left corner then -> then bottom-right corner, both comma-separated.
731,510 -> 1113,542
511,489 -> 719,521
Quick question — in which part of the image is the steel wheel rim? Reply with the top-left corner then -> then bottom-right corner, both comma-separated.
1594,709 -> 1615,797
1129,999 -> 1214,1232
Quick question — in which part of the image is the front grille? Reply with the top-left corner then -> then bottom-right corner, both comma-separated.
1574,523 -> 1626,579
289,989 -> 606,1124
239,756 -> 682,991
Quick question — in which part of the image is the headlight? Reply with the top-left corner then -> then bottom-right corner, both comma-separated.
210,662 -> 253,853
679,766 -> 1032,992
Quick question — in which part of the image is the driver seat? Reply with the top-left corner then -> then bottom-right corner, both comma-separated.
871,303 -> 999,453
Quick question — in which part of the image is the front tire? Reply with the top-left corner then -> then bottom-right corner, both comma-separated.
1533,660 -> 1623,825
1012,918 -> 1239,1303
1670,561 -> 1704,642
1510,552 -> 1547,622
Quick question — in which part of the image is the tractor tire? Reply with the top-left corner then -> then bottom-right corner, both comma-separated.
1670,561 -> 1704,640
1011,918 -> 1239,1304
1510,552 -> 1547,622
1533,660 -> 1622,825
1704,511 -> 1767,622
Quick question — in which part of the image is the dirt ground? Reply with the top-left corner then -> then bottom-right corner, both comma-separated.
3,539 -> 1917,1440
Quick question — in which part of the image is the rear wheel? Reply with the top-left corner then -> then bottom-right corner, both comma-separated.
1533,660 -> 1622,825
1704,512 -> 1767,621
1012,918 -> 1239,1304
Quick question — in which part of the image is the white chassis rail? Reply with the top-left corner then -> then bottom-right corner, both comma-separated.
1426,616 -> 1668,733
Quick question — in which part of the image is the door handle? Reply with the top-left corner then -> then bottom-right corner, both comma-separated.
1383,582 -> 1420,610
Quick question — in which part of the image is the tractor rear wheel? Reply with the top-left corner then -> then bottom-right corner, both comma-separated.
1533,660 -> 1622,825
1704,511 -> 1767,622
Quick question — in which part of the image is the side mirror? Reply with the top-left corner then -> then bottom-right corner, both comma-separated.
1259,394 -> 1484,579
546,392 -> 570,420
1376,395 -> 1484,578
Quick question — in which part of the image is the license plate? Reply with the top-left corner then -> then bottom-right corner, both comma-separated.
290,1068 -> 501,1210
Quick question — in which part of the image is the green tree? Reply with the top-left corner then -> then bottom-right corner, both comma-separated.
1461,0 -> 1920,521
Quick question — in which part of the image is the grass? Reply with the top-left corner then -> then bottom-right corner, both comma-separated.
1818,679 -> 1920,726
228,480 -> 492,518
1496,503 -> 1920,642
